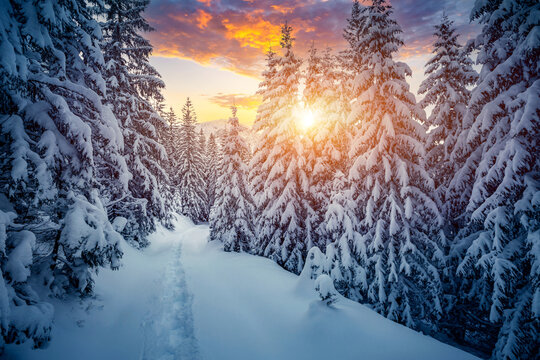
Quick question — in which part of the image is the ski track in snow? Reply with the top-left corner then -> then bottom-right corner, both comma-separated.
142,233 -> 201,360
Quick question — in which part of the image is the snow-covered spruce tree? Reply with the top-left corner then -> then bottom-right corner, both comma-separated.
0,0 -> 124,301
162,107 -> 179,174
251,23 -> 307,273
101,0 -> 169,246
199,129 -> 207,155
162,107 -> 184,189
418,15 -> 478,224
417,14 -> 480,349
209,106 -> 255,252
302,44 -> 350,253
341,0 -> 367,75
205,133 -> 220,216
304,42 -> 323,109
249,48 -> 279,220
300,43 -> 323,252
339,0 -> 368,117
156,106 -> 179,226
305,45 -> 351,243
323,171 -> 367,301
176,98 -> 207,223
348,0 -> 444,330
0,208 -> 53,351
448,1 -> 539,358
198,128 -> 210,221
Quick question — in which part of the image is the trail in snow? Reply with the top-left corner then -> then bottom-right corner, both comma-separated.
3,216 -> 195,360
142,232 -> 200,360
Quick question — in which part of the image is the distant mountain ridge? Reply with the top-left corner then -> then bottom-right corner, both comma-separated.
197,119 -> 255,148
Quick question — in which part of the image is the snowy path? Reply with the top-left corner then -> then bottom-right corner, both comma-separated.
141,234 -> 201,359
4,216 -> 196,360
5,216 -> 479,360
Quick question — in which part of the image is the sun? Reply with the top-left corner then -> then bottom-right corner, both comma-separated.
298,109 -> 316,131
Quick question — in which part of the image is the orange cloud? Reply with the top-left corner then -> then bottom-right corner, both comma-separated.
271,5 -> 296,14
196,9 -> 212,29
146,0 -> 479,79
222,15 -> 281,50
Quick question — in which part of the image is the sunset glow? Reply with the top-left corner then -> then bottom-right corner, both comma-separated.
145,0 -> 479,125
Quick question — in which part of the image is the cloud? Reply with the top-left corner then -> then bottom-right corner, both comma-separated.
205,92 -> 262,110
145,0 -> 478,78
196,9 -> 212,29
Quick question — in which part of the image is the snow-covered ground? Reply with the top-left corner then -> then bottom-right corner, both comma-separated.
5,216 -> 479,360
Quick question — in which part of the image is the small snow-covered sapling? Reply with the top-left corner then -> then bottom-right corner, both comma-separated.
315,274 -> 338,306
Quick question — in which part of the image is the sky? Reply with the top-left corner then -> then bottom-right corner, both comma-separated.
145,0 -> 479,125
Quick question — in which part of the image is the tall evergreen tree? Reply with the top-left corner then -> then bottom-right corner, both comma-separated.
417,15 -> 480,349
303,45 -> 349,250
101,0 -> 168,246
210,106 -> 255,252
340,0 -> 367,118
0,0 -> 125,348
205,133 -> 220,215
341,0 -> 367,75
249,48 -> 279,218
251,23 -> 307,273
159,107 -> 180,220
449,1 -> 539,358
0,0 -> 124,291
198,129 -> 207,155
348,0 -> 444,329
323,171 -> 367,301
176,98 -> 207,223
198,129 -> 210,221
418,15 -> 478,222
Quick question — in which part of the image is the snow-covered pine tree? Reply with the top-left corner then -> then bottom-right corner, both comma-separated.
449,1 -> 539,358
162,107 -> 183,187
209,106 -> 255,252
339,0 -> 367,118
101,0 -> 168,246
198,129 -> 210,221
304,42 -> 323,109
348,0 -> 444,330
251,23 -> 307,273
318,48 -> 350,173
205,133 -> 220,216
158,107 -> 180,223
323,171 -> 367,301
0,207 -> 53,351
249,48 -> 279,219
417,14 -> 480,349
162,107 -> 179,172
300,43 -> 324,252
198,129 -> 207,155
303,44 -> 350,251
418,15 -> 478,224
0,0 -> 124,299
176,98 -> 207,223
341,0 -> 367,75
